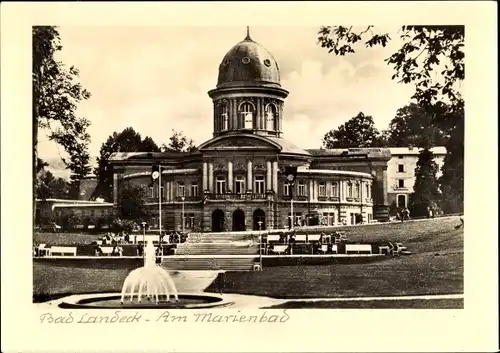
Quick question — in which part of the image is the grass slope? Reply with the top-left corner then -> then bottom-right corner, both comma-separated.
33,217 -> 463,302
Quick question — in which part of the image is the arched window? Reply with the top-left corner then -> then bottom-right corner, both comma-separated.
265,104 -> 276,130
347,182 -> 353,198
355,182 -> 360,198
221,104 -> 228,131
331,182 -> 339,197
240,102 -> 254,129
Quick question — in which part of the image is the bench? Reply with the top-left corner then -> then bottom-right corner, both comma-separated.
99,247 -> 115,256
293,234 -> 307,242
266,234 -> 281,243
345,244 -> 372,255
50,246 -> 77,256
308,234 -> 322,242
270,244 -> 288,255
252,263 -> 262,271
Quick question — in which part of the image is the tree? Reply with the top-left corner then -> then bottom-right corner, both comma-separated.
94,127 -> 160,201
162,129 -> 196,152
385,103 -> 449,147
318,25 -> 464,211
33,26 -> 92,221
36,170 -> 72,200
118,182 -> 150,222
409,149 -> 441,217
322,112 -> 385,148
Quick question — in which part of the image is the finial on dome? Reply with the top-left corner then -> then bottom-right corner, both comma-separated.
245,26 -> 252,40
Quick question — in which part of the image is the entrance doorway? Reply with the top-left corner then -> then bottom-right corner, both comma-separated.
211,209 -> 225,232
232,209 -> 246,231
397,194 -> 407,208
253,209 -> 266,230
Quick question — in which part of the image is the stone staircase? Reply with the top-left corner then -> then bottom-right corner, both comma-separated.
176,242 -> 259,256
161,256 -> 258,271
188,231 -> 258,243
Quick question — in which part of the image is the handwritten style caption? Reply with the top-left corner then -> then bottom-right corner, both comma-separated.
40,310 -> 290,324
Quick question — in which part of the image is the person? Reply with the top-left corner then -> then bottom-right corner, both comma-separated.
404,207 -> 411,220
137,243 -> 144,257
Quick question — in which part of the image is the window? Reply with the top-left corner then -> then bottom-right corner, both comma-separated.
398,164 -> 404,173
265,104 -> 276,130
216,176 -> 226,194
398,179 -> 405,188
365,183 -> 370,199
331,182 -> 339,197
240,102 -> 254,129
328,213 -> 335,226
298,181 -> 306,196
220,104 -> 229,131
184,213 -> 195,229
150,186 -> 154,198
398,156 -> 404,159
319,182 -> 326,197
235,176 -> 245,194
160,186 -> 164,199
254,175 -> 265,194
355,183 -> 360,198
191,183 -> 198,197
177,182 -> 185,197
284,182 -> 290,196
347,182 -> 353,198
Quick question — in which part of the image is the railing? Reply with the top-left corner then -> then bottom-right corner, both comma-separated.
207,193 -> 271,201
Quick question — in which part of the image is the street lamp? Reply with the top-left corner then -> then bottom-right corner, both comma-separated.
258,220 -> 263,270
181,196 -> 185,233
141,221 -> 147,262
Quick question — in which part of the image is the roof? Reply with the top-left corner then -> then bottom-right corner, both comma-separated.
389,146 -> 447,155
264,136 -> 311,156
108,151 -> 195,162
297,167 -> 373,179
217,31 -> 281,89
306,147 -> 392,159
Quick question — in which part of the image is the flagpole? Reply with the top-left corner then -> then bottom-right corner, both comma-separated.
159,164 -> 162,237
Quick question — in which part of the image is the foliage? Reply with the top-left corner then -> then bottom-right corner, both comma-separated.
162,129 -> 196,152
385,103 -> 449,147
117,182 -> 150,223
36,170 -> 72,200
322,112 -> 385,148
409,149 -> 441,217
94,127 -> 160,201
61,213 -> 82,231
33,26 -> 92,181
318,25 -> 464,210
111,218 -> 139,234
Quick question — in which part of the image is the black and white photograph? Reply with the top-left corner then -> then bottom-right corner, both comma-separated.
1,2 -> 498,353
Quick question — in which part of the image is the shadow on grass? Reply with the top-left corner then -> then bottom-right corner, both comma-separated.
262,298 -> 464,309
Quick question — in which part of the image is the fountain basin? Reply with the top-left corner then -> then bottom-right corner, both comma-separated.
57,292 -> 233,309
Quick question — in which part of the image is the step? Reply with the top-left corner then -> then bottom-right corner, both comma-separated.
161,257 -> 257,271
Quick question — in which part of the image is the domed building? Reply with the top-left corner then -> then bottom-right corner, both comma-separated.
109,28 -> 391,232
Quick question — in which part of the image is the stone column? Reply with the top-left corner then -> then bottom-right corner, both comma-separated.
228,161 -> 233,192
247,160 -> 253,192
256,98 -> 261,130
309,179 -> 314,202
382,168 -> 388,205
202,162 -> 208,191
233,99 -> 238,129
113,172 -> 119,205
228,100 -> 233,130
208,162 -> 214,193
260,100 -> 266,130
272,161 -> 278,192
213,103 -> 217,135
266,161 -> 272,191
313,180 -> 318,201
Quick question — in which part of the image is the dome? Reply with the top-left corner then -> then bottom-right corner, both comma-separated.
217,30 -> 281,88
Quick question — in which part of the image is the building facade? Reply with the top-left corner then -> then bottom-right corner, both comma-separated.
387,146 -> 447,208
109,29 -> 392,232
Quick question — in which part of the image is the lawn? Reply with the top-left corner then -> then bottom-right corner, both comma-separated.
33,216 -> 464,304
263,298 -> 464,309
33,232 -> 102,246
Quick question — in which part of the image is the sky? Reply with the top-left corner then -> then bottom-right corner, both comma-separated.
38,26 -> 416,179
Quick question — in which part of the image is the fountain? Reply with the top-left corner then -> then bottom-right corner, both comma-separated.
56,240 -> 233,309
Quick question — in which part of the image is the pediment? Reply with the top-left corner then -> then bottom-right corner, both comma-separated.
198,134 -> 281,151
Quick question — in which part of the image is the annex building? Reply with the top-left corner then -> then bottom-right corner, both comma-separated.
108,29 -> 392,232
